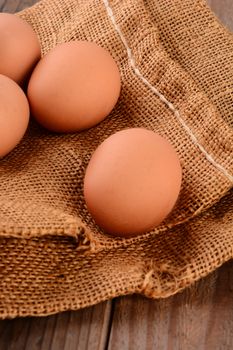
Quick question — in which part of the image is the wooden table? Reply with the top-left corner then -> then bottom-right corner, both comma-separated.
0,1 -> 232,349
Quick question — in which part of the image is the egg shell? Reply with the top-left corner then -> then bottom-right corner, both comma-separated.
84,128 -> 182,237
0,74 -> 30,157
27,41 -> 121,132
0,13 -> 41,85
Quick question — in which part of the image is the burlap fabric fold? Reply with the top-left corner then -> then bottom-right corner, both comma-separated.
0,0 -> 232,318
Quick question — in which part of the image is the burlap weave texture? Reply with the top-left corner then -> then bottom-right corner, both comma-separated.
0,0 -> 232,318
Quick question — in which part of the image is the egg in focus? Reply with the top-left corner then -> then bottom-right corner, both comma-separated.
27,41 -> 121,132
0,74 -> 30,157
84,128 -> 182,237
0,13 -> 41,85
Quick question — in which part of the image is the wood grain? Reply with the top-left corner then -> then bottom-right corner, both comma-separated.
208,0 -> 233,32
0,0 -> 38,12
0,301 -> 112,350
108,262 -> 233,350
0,0 -> 25,12
0,0 -> 6,11
0,0 -> 233,349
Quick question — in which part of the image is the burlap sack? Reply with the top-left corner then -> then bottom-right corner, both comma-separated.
0,0 -> 232,318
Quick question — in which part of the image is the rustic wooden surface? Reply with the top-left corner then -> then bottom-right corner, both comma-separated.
0,0 -> 233,349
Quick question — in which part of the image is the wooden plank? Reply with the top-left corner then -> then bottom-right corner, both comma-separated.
62,300 -> 112,350
15,0 -> 39,12
1,264 -> 231,350
25,314 -> 60,350
0,301 -> 112,350
0,316 -> 31,350
108,261 -> 233,350
0,0 -> 6,11
204,262 -> 233,350
1,0 -> 22,13
208,0 -> 233,32
0,0 -> 37,12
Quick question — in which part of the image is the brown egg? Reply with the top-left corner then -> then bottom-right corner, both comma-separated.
84,128 -> 182,237
0,13 -> 41,85
27,41 -> 121,132
0,74 -> 30,157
